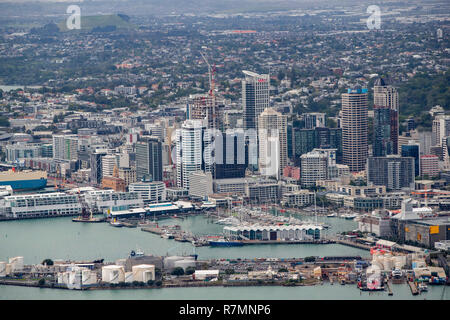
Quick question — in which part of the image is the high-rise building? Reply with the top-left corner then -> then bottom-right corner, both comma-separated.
303,113 -> 326,129
432,115 -> 450,147
420,155 -> 439,178
258,108 -> 287,179
136,136 -> 163,182
214,129 -> 248,179
53,135 -> 78,161
401,143 -> 420,177
90,150 -> 107,185
176,119 -> 206,190
373,78 -> 399,156
292,127 -> 342,164
300,150 -> 328,187
242,70 -> 270,131
367,155 -> 415,191
187,94 -> 224,130
341,87 -> 368,172
101,154 -> 118,178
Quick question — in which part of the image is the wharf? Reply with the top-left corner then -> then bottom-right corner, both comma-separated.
407,280 -> 419,295
334,239 -> 371,251
236,239 -> 335,245
387,281 -> 393,296
141,227 -> 165,235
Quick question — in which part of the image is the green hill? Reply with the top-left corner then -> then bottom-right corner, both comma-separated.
58,14 -> 132,32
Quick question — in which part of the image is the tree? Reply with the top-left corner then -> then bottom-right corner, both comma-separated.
38,278 -> 46,286
42,259 -> 54,266
185,266 -> 195,275
304,256 -> 316,263
171,267 -> 185,276
224,269 -> 235,275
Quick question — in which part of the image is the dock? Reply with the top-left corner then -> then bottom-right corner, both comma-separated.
387,281 -> 393,296
237,239 -> 335,245
407,280 -> 419,295
335,238 -> 371,251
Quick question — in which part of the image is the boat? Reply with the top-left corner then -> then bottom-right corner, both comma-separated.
161,232 -> 174,239
72,216 -> 104,223
327,213 -> 337,217
110,219 -> 123,227
392,268 -> 403,278
418,283 -> 428,292
342,213 -> 357,220
0,169 -> 47,191
209,238 -> 244,247
72,207 -> 104,223
130,248 -> 144,258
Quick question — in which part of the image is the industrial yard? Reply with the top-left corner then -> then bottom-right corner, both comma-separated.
1,244 -> 447,298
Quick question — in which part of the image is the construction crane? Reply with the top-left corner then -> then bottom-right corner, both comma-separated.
200,48 -> 217,129
411,189 -> 450,206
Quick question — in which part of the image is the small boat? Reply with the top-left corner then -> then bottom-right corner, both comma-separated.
327,213 -> 337,217
392,269 -> 403,278
130,248 -> 144,257
161,232 -> 174,239
418,283 -> 428,292
110,221 -> 123,227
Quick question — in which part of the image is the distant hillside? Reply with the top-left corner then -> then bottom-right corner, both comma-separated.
58,14 -> 132,32
398,71 -> 450,117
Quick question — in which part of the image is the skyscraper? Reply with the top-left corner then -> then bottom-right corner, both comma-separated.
367,155 -> 415,191
52,135 -> 78,161
341,87 -> 368,172
432,114 -> 450,147
187,94 -> 224,130
401,142 -> 420,177
303,112 -> 326,129
373,78 -> 399,155
258,108 -> 287,179
136,136 -> 163,182
242,70 -> 270,131
214,129 -> 248,179
176,119 -> 206,190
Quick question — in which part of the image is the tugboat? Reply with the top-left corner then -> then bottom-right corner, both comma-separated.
72,198 -> 104,223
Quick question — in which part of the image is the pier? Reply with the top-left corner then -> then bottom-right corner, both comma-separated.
387,281 -> 393,296
334,238 -> 371,251
407,280 -> 419,295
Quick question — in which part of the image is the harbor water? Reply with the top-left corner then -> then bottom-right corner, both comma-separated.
0,214 -> 447,300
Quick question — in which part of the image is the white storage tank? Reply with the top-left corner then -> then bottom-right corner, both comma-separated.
174,259 -> 196,271
132,264 -> 155,282
115,259 -> 127,267
9,256 -> 24,272
164,256 -> 192,270
102,265 -> 125,284
81,270 -> 97,285
125,272 -> 133,283
0,262 -> 6,277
